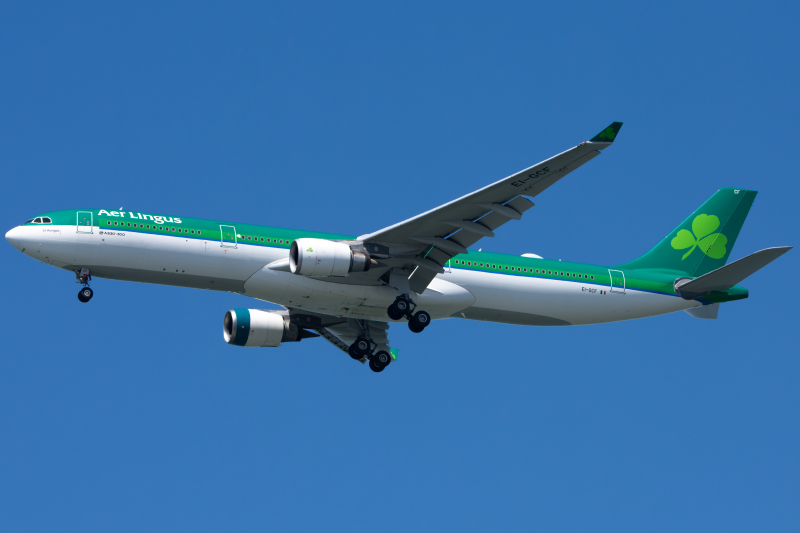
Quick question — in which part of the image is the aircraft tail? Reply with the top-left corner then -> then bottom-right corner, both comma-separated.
618,188 -> 757,276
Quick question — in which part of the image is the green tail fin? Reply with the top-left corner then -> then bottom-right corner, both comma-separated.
617,188 -> 757,277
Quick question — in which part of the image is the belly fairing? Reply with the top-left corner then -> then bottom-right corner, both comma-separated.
244,269 -> 475,321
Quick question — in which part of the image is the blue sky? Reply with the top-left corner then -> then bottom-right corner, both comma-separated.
1,1 -> 798,530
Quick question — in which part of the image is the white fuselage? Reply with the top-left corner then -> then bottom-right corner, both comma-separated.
5,224 -> 699,325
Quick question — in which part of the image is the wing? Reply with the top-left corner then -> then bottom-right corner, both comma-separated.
286,307 -> 396,364
357,122 -> 623,292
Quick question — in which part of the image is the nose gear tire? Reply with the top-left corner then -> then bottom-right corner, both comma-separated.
78,287 -> 93,303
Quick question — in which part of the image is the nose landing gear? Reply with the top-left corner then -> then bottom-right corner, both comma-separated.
387,295 -> 431,333
75,268 -> 93,302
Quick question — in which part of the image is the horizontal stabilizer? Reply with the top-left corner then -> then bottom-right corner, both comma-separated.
677,246 -> 792,294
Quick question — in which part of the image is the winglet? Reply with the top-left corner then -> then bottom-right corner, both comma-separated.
590,122 -> 623,143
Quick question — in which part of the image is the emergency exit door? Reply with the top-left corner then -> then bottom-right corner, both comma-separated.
608,269 -> 626,294
77,211 -> 93,233
220,225 -> 237,248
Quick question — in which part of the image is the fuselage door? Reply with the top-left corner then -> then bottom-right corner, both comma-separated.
220,225 -> 237,248
608,269 -> 626,294
77,211 -> 93,233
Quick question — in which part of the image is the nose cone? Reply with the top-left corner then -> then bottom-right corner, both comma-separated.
5,226 -> 25,251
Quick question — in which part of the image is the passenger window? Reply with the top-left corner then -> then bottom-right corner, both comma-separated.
146,225 -> 150,229
159,226 -> 163,230
591,275 -> 594,280
197,230 -> 201,236
107,221 -> 112,225
171,227 -> 175,232
127,222 -> 131,227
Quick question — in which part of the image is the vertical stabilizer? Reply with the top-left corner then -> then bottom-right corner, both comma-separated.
618,188 -> 757,276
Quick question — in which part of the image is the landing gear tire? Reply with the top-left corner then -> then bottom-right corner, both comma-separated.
349,337 -> 371,359
369,359 -> 386,373
78,287 -> 93,303
373,350 -> 391,367
387,305 -> 404,321
354,337 -> 370,354
348,344 -> 362,360
408,310 -> 430,333
387,297 -> 410,321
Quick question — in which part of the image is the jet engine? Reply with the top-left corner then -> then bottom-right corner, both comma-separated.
290,238 -> 373,277
223,309 -> 318,347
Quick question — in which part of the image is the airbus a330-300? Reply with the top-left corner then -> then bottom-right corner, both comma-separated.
5,123 -> 791,372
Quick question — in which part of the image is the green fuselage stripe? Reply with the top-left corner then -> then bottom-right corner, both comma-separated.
25,208 -> 749,304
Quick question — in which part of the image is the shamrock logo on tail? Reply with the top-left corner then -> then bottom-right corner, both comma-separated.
671,214 -> 728,260
596,127 -> 615,141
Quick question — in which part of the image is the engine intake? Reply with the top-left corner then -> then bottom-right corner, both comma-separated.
223,309 -> 318,347
290,238 -> 372,277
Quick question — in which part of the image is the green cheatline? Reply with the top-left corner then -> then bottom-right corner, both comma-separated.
590,122 -> 623,142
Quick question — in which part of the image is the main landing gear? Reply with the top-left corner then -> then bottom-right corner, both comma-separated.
348,324 -> 393,373
387,295 -> 431,333
75,268 -> 93,303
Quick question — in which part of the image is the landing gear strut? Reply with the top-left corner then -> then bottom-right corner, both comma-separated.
75,268 -> 93,303
387,295 -> 431,333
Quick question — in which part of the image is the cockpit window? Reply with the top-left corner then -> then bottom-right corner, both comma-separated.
25,219 -> 33,224
41,217 -> 52,224
30,217 -> 52,224
34,217 -> 42,223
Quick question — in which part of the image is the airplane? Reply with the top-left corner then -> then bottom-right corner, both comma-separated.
5,123 -> 791,373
